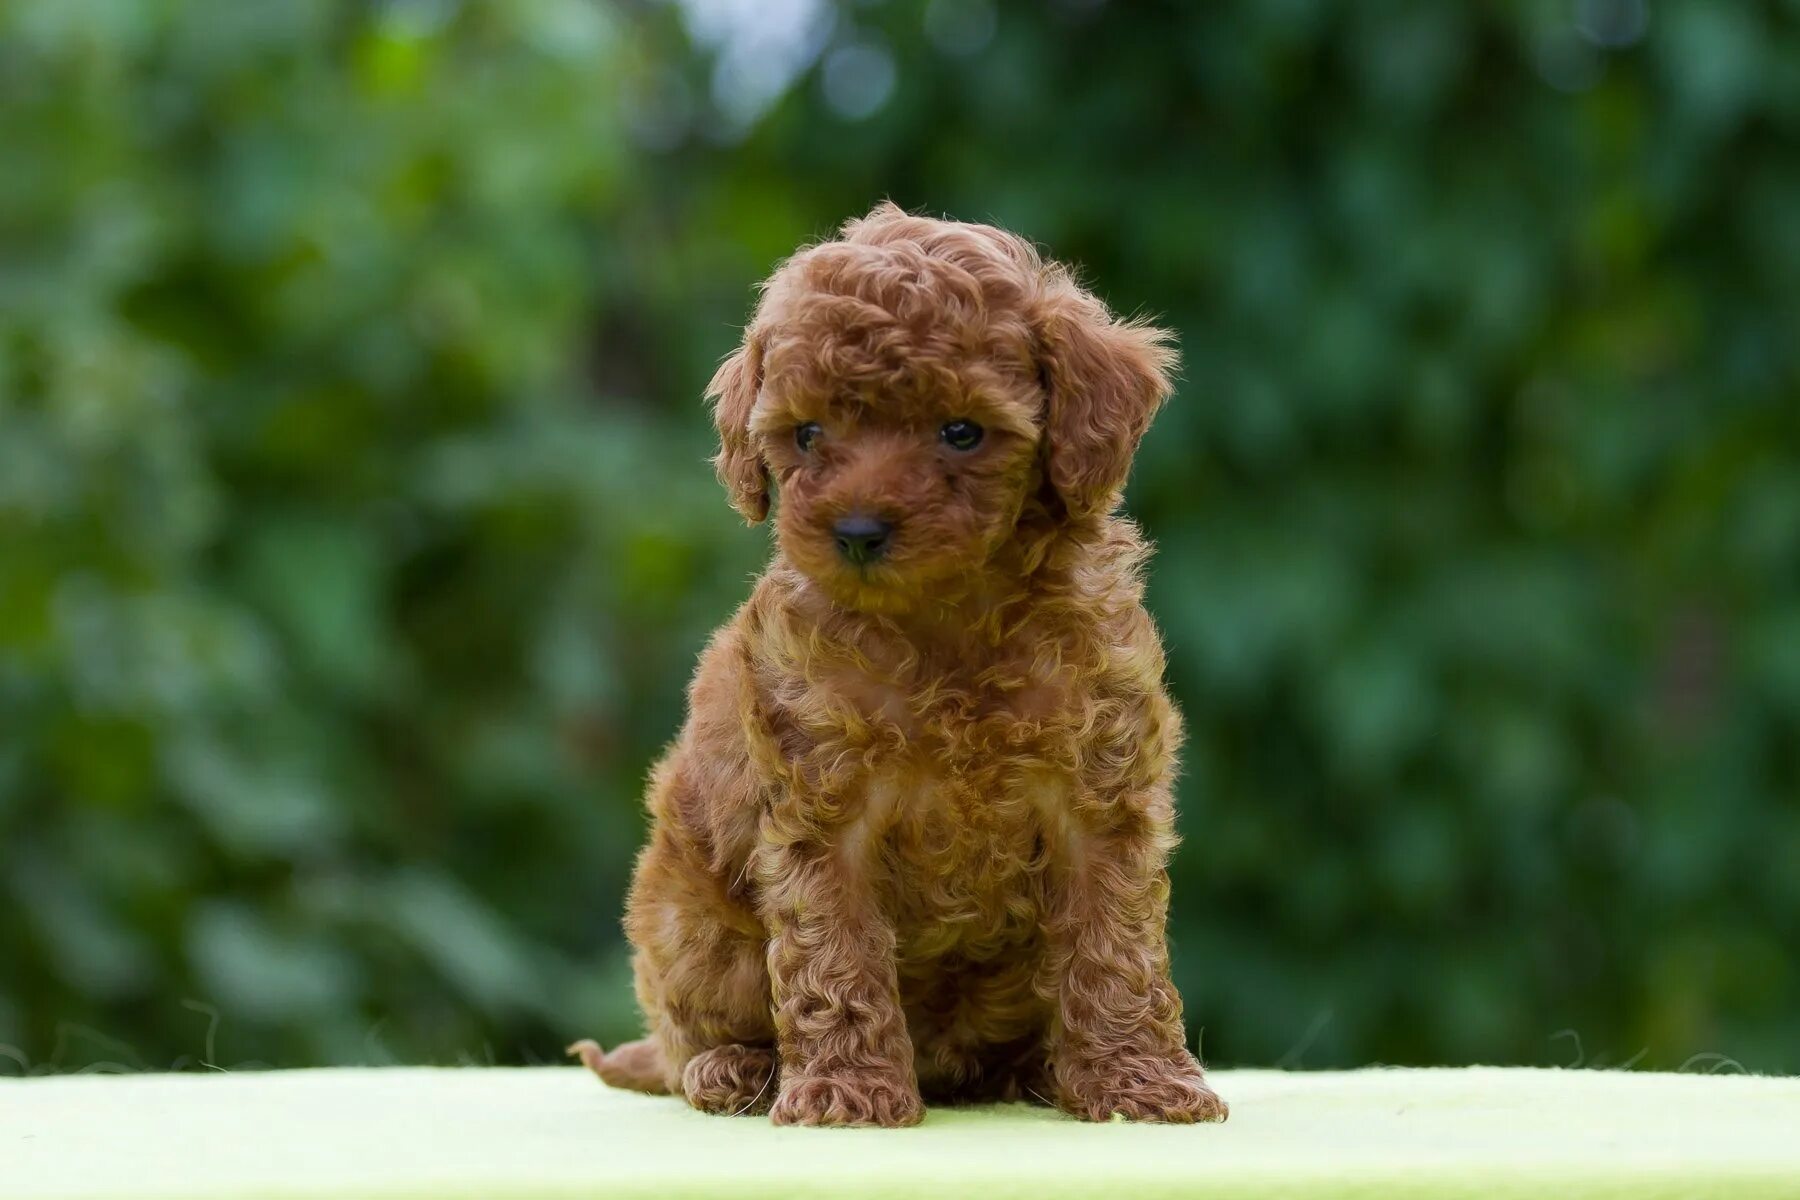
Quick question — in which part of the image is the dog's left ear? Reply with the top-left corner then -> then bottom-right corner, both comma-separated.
706,333 -> 769,523
1034,274 -> 1177,521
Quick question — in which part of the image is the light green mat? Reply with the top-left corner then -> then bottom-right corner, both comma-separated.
4,1066 -> 1797,1199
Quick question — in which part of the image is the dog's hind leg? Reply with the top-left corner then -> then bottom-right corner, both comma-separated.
679,1042 -> 777,1115
572,968 -> 775,1115
619,819 -> 778,1116
572,1031 -> 775,1115
641,935 -> 778,1115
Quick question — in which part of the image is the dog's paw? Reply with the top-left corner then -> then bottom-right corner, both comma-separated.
1059,1055 -> 1229,1124
769,1070 -> 924,1128
682,1044 -> 777,1116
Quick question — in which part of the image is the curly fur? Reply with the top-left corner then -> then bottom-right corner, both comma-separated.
572,203 -> 1226,1127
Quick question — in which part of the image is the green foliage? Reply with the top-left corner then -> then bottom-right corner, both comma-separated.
2,0 -> 1796,1073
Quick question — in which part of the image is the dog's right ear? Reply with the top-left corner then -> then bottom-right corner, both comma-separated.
706,333 -> 768,524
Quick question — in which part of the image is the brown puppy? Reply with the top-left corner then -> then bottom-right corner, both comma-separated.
572,203 -> 1225,1127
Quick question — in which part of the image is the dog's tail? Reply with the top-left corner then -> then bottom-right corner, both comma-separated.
567,1037 -> 670,1094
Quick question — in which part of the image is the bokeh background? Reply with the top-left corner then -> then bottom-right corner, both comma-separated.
3,0 -> 1797,1077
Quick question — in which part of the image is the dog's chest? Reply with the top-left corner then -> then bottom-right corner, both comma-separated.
795,640 -> 1092,953
869,763 -> 1061,961
825,643 -> 1088,762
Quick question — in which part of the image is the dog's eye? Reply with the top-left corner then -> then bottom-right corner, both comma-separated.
939,420 -> 984,451
794,422 -> 822,452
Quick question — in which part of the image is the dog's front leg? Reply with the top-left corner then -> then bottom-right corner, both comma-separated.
1043,809 -> 1228,1123
755,832 -> 923,1127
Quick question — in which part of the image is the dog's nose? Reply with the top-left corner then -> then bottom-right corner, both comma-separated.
832,514 -> 893,565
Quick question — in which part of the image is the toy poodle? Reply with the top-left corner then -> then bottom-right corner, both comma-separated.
571,203 -> 1225,1128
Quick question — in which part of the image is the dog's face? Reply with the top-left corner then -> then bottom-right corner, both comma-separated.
709,204 -> 1176,613
749,352 -> 1043,612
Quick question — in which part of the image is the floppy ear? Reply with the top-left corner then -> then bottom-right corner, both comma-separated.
706,333 -> 768,523
1034,276 -> 1177,520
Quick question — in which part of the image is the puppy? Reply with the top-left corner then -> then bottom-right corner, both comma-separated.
572,204 -> 1225,1127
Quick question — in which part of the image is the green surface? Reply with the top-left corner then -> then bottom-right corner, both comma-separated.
3,1067 -> 1798,1199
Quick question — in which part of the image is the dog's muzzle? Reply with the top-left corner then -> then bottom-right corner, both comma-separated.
832,514 -> 893,566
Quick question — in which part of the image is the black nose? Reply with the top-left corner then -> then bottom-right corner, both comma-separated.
832,514 -> 893,565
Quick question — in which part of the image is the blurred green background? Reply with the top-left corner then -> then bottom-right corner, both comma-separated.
3,0 -> 1797,1077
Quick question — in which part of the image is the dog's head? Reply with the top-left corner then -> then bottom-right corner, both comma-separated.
709,203 -> 1174,612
